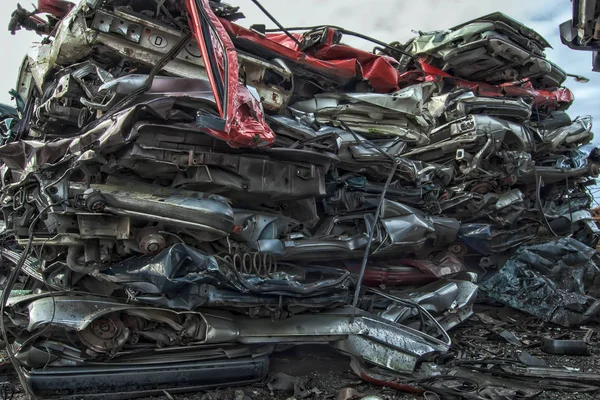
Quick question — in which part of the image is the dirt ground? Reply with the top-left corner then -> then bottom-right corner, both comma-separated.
2,305 -> 599,400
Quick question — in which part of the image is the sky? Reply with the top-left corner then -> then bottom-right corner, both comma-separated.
0,0 -> 597,137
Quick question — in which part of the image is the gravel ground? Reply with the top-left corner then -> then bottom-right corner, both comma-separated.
134,345 -> 417,400
1,305 -> 599,400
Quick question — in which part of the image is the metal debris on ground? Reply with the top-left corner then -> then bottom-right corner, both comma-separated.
0,0 -> 598,399
541,339 -> 590,356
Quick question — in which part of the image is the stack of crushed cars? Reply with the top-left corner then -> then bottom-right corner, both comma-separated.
0,0 -> 599,398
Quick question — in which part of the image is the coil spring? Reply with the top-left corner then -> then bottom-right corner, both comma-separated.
223,252 -> 278,278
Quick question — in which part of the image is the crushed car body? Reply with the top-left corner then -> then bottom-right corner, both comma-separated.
0,0 -> 599,398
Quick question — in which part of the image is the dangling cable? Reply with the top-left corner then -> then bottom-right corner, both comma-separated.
0,200 -> 65,398
249,0 -> 302,48
351,159 -> 399,319
534,167 -> 558,236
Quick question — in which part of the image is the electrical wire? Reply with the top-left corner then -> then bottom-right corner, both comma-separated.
263,25 -> 414,58
534,167 -> 559,237
1,219 -> 43,395
351,159 -> 399,318
300,126 -> 418,307
248,0 -> 302,47
365,287 -> 451,345
339,121 -> 397,163
296,121 -> 400,168
42,167 -> 74,200
35,239 -> 57,369
0,201 -> 64,397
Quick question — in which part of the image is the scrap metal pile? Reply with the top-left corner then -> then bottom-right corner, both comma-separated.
0,0 -> 599,398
